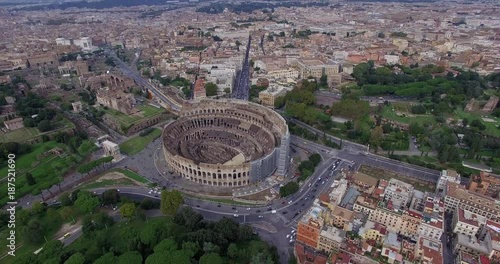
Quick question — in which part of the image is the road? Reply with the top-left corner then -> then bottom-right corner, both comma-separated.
79,156 -> 347,264
104,47 -> 181,112
288,117 -> 440,183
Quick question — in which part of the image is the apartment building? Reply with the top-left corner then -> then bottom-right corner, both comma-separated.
353,194 -> 377,216
383,178 -> 414,210
453,207 -> 486,237
317,226 -> 345,254
292,58 -> 340,79
468,171 -> 500,199
297,206 -> 325,249
444,183 -> 500,221
415,237 -> 443,264
436,169 -> 461,194
258,85 -> 289,108
368,203 -> 403,233
359,220 -> 387,243
329,206 -> 354,231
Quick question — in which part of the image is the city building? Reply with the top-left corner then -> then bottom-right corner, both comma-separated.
258,85 -> 289,108
468,172 -> 500,199
297,206 -> 325,248
415,237 -> 443,264
317,226 -> 345,253
291,58 -> 340,79
444,183 -> 500,221
383,178 -> 415,210
437,169 -> 461,194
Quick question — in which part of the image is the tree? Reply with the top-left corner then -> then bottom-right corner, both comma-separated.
31,201 -> 45,214
223,87 -> 231,94
24,219 -> 44,243
280,181 -> 299,197
102,189 -> 120,205
199,253 -> 223,264
25,172 -> 36,186
37,240 -> 64,263
409,122 -> 424,136
228,243 -> 238,259
205,82 -> 218,96
117,251 -> 143,264
161,190 -> 184,215
60,206 -> 73,222
370,126 -> 384,153
120,203 -> 137,220
238,224 -> 253,241
182,241 -> 199,258
309,153 -> 322,167
37,119 -> 52,132
64,252 -> 85,264
94,253 -> 117,264
410,104 -> 426,114
154,238 -> 178,253
320,74 -> 327,87
74,191 -> 99,214
203,242 -> 221,254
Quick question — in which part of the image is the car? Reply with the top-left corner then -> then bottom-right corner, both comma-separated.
282,201 -> 286,205
233,214 -> 239,217
117,189 -> 120,192
282,211 -> 288,215
63,233 -> 71,238
301,203 -> 305,206
288,200 -> 293,204
308,183 -> 312,187
232,207 -> 236,210
299,210 -> 303,213
293,213 -> 299,217
286,234 -> 290,239
247,208 -> 251,211
196,205 -> 200,207
322,181 -> 325,184
256,209 -> 261,213
305,197 -> 308,201
291,230 -> 296,234
235,210 -> 238,213
267,208 -> 272,211
312,188 -> 317,192
217,204 -> 221,207
148,190 -> 153,194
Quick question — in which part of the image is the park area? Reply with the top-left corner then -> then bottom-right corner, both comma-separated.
380,103 -> 436,125
0,117 -> 75,143
119,128 -> 162,155
0,140 -> 96,207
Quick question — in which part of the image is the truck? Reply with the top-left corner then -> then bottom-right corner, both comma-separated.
272,210 -> 277,214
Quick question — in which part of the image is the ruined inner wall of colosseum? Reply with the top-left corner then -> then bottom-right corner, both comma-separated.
162,99 -> 289,187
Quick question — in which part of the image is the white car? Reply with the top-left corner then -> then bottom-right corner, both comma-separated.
233,214 -> 239,217
258,215 -> 264,218
286,234 -> 290,239
246,208 -> 251,211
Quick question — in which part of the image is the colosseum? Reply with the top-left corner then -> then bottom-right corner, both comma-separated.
162,99 -> 290,187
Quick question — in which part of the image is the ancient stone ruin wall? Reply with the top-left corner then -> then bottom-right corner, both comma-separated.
162,99 -> 289,187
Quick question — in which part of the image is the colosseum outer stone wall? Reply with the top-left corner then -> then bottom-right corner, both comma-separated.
162,99 -> 290,187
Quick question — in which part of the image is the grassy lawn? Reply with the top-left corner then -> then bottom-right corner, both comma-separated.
454,109 -> 500,137
359,164 -> 435,192
81,178 -> 136,190
119,128 -> 161,155
381,105 -> 436,125
101,104 -> 166,132
0,116 -> 75,143
0,140 -> 95,207
110,168 -> 150,184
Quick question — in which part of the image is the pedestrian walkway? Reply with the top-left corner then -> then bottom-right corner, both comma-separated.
232,176 -> 281,197
252,221 -> 278,233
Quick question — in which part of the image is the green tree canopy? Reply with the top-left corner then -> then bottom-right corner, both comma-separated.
205,82 -> 218,96
161,190 -> 184,215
